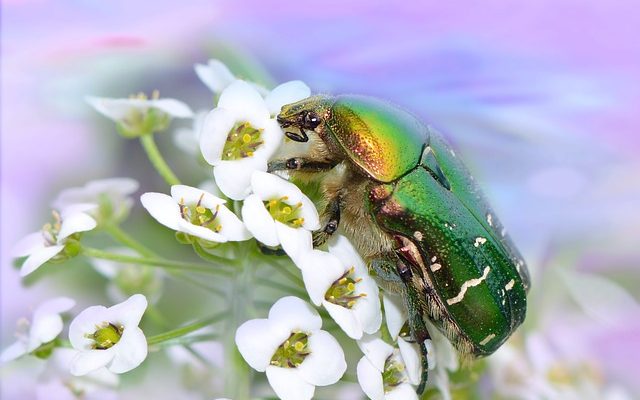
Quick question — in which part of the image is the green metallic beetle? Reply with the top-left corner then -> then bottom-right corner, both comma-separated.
269,95 -> 530,394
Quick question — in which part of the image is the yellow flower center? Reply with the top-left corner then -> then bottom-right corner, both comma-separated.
324,266 -> 366,309
222,122 -> 264,160
264,196 -> 305,228
270,331 -> 310,368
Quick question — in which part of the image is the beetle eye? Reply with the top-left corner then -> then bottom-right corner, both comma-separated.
303,111 -> 321,130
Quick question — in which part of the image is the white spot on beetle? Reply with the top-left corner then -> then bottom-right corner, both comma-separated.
505,279 -> 515,291
431,256 -> 437,263
446,266 -> 491,305
479,333 -> 496,346
449,149 -> 456,157
413,231 -> 423,241
474,237 -> 487,247
486,213 -> 494,227
430,263 -> 442,272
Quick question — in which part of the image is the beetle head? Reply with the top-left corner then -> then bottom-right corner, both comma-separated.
276,95 -> 333,142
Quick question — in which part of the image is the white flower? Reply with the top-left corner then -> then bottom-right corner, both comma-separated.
195,59 -> 244,94
13,205 -> 97,277
299,235 -> 381,339
173,110 -> 208,155
383,293 -> 455,399
37,348 -> 119,400
52,178 -> 139,223
86,92 -> 193,138
199,79 -> 310,200
1,297 -> 75,362
140,184 -> 250,245
90,247 -> 164,303
235,296 -> 346,400
241,171 -> 319,262
68,294 -> 148,376
356,335 -> 421,400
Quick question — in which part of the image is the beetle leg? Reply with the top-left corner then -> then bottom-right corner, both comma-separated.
312,190 -> 343,247
395,257 -> 431,395
267,157 -> 337,173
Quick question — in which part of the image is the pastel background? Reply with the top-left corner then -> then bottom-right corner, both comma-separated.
2,0 -> 639,398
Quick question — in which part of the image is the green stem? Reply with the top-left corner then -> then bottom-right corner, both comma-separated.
140,133 -> 180,186
103,224 -> 155,257
224,243 -> 253,400
82,247 -> 232,276
147,313 -> 227,346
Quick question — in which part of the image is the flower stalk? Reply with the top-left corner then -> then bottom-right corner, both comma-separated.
139,134 -> 181,186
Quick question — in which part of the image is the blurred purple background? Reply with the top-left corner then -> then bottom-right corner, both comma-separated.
2,0 -> 640,397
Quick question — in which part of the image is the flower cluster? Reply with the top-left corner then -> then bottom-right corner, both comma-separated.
9,56 -> 633,400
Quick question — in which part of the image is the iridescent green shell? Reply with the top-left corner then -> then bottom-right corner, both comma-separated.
367,128 -> 528,356
325,96 -> 428,182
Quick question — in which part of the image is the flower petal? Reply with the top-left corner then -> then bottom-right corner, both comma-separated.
386,383 -> 419,400
105,294 -> 147,327
70,349 -> 116,376
265,366 -> 315,400
383,294 -> 407,341
150,98 -> 194,118
398,338 -> 422,386
299,249 -> 344,304
242,194 -> 279,246
57,212 -> 96,241
194,59 -> 236,93
357,334 -> 394,372
354,280 -> 382,335
218,80 -> 269,120
0,341 -> 28,363
265,81 -> 311,116
177,218 -> 227,243
323,301 -> 362,339
69,305 -> 109,350
296,330 -> 346,386
275,222 -> 313,264
30,297 -> 76,349
107,327 -> 148,373
268,296 -> 322,337
217,207 -> 252,241
356,356 -> 385,400
199,107 -> 237,165
140,192 -> 181,231
170,185 -> 226,207
214,157 -> 267,201
251,171 -> 299,201
20,245 -> 65,277
12,231 -> 45,257
235,318 -> 289,372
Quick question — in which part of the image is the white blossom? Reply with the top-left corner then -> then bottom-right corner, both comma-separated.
52,177 -> 139,223
68,294 -> 148,376
1,297 -> 75,362
141,184 -> 250,245
235,296 -> 346,400
356,335 -> 420,400
241,171 -> 319,262
13,204 -> 97,277
383,293 -> 455,398
298,235 -> 381,339
86,92 -> 193,138
199,79 -> 309,200
90,247 -> 164,303
195,59 -> 245,94
36,348 -> 119,400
